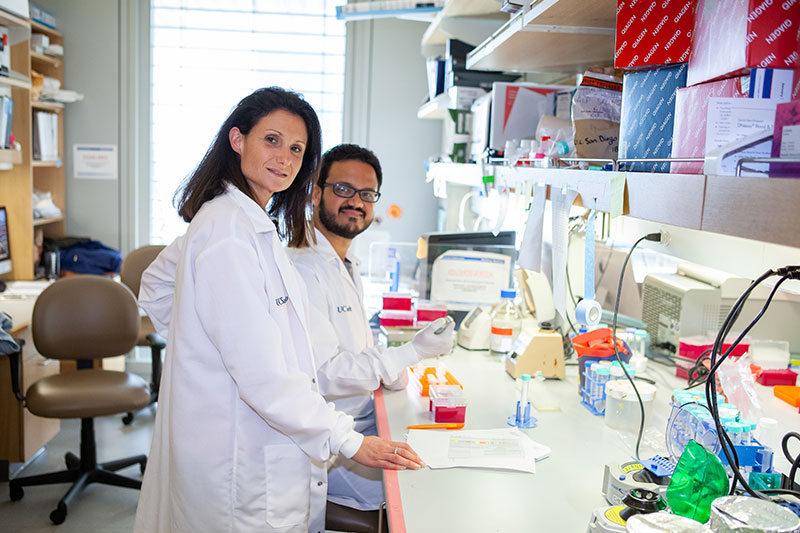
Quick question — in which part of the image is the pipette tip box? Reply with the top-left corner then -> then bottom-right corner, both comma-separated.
429,384 -> 467,424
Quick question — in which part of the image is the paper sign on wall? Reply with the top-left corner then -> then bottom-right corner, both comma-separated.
74,144 -> 118,180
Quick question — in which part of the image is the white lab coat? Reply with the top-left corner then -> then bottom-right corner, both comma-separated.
133,184 -> 362,533
288,229 -> 415,422
288,230 -> 419,510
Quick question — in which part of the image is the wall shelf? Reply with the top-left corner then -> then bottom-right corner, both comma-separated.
31,100 -> 64,112
466,0 -> 616,73
30,20 -> 62,39
0,8 -> 30,30
418,92 -> 451,119
426,162 -> 800,249
0,148 -> 22,165
0,74 -> 31,90
33,215 -> 64,227
702,176 -> 800,248
421,0 -> 506,53
32,160 -> 60,167
30,51 -> 61,68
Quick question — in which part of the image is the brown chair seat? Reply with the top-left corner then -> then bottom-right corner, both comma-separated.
326,501 -> 385,533
26,370 -> 150,419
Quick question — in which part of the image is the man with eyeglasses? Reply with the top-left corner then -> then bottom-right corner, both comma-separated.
287,144 -> 454,519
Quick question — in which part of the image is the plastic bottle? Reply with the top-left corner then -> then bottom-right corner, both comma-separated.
490,288 -> 522,355
518,139 -> 532,166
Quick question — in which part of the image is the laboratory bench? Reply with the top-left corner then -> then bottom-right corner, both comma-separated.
375,346 -> 799,532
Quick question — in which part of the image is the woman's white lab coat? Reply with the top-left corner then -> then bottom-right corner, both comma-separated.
133,184 -> 362,533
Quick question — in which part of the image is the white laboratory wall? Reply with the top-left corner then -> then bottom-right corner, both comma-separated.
343,18 -> 442,245
37,0 -> 125,250
610,216 -> 800,294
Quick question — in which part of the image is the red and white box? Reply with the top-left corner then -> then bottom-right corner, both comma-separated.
687,0 -> 800,87
615,0 -> 698,69
415,300 -> 448,325
382,292 -> 412,311
379,310 -> 414,327
670,76 -> 749,174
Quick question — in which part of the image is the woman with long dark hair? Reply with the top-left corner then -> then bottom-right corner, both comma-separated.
134,87 -> 421,533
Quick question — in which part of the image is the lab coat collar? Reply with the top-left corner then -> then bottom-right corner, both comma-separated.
225,182 -> 276,234
313,228 -> 361,272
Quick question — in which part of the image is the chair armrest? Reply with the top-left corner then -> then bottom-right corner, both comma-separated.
146,333 -> 166,349
3,339 -> 26,403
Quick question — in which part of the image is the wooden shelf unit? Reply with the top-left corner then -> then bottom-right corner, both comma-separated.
0,11 -> 66,281
466,0 -> 616,73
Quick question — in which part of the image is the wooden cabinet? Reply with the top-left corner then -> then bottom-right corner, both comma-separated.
0,322 -> 60,476
0,12 -> 66,282
0,288 -> 61,479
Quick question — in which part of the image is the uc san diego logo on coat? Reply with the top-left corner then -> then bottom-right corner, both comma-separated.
275,295 -> 289,307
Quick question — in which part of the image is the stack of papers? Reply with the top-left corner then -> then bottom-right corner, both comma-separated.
407,427 -> 550,474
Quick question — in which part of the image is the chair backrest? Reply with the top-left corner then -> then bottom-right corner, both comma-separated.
32,275 -> 140,360
120,245 -> 166,298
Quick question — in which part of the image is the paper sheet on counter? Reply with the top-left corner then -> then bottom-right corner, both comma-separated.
407,427 -> 550,474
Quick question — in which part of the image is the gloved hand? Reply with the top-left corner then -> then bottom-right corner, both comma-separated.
410,317 -> 455,358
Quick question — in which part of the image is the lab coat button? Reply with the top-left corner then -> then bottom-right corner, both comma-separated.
312,378 -> 316,383
317,481 -> 324,486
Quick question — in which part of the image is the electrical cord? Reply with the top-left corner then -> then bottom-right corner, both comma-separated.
782,431 -> 800,489
707,270 -> 778,498
704,266 -> 800,500
611,232 -> 663,460
686,349 -> 713,388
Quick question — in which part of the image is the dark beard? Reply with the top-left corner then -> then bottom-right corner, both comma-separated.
318,194 -> 373,239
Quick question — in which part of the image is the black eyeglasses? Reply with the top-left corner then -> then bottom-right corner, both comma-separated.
323,182 -> 381,203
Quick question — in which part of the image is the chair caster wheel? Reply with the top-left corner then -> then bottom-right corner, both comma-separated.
122,412 -> 134,425
9,483 -> 24,501
50,503 -> 67,524
65,452 -> 80,470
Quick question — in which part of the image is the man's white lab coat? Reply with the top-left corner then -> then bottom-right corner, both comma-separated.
133,185 -> 362,533
288,229 -> 414,423
288,230 -> 418,510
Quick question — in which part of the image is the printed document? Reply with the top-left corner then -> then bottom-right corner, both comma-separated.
407,427 -> 550,474
705,97 -> 777,176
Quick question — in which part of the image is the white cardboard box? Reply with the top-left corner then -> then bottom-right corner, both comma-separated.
489,82 -> 573,152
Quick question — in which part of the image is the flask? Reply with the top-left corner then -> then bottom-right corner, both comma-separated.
490,288 -> 522,355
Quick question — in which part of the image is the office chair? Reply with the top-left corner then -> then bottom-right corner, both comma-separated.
326,501 -> 388,533
119,244 -> 166,425
5,275 -> 150,525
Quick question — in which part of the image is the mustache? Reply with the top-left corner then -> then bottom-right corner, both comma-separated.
339,205 -> 366,217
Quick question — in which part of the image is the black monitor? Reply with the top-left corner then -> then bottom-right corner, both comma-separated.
0,206 -> 11,276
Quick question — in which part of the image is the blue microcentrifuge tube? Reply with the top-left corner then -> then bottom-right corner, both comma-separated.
508,374 -> 537,428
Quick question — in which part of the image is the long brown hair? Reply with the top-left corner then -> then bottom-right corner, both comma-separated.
175,87 -> 322,247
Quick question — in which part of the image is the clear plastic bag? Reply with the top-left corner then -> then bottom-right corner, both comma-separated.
717,353 -> 762,422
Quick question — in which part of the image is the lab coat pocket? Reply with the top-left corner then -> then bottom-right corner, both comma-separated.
264,444 -> 310,529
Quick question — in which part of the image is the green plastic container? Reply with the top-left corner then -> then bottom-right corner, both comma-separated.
666,440 -> 728,523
